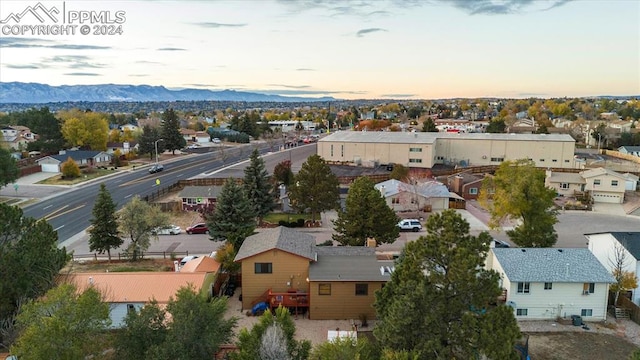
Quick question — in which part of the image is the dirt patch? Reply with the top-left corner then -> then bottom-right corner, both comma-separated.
61,258 -> 175,273
526,332 -> 638,360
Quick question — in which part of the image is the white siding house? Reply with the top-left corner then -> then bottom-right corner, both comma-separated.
587,232 -> 640,305
487,248 -> 615,321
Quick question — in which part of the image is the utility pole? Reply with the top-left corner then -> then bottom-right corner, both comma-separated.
154,138 -> 164,164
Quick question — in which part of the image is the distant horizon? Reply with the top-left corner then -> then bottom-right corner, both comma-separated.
1,81 -> 638,102
1,0 -> 638,100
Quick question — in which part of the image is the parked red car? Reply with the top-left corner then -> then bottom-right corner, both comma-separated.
186,223 -> 209,234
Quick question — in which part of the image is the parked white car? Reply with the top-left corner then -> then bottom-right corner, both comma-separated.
212,138 -> 221,144
397,219 -> 422,232
153,225 -> 182,235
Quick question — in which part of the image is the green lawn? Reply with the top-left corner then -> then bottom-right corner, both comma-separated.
37,168 -> 119,185
263,212 -> 311,223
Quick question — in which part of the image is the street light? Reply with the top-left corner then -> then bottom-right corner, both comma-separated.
154,138 -> 164,164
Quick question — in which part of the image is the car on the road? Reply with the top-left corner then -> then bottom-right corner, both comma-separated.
186,223 -> 209,234
149,164 -> 164,173
212,138 -> 221,144
152,224 -> 182,235
187,143 -> 200,149
397,219 -> 422,232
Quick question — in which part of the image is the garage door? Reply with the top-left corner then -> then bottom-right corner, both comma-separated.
40,163 -> 59,173
592,193 -> 622,204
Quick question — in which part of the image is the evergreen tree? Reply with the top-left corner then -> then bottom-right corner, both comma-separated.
138,125 -> 163,160
206,178 -> 255,249
161,108 -> 186,154
88,183 -> 123,262
0,147 -> 19,188
332,176 -> 400,246
288,155 -> 340,223
243,148 -> 275,223
374,210 -> 521,359
421,118 -> 438,132
0,204 -> 69,347
479,159 -> 558,247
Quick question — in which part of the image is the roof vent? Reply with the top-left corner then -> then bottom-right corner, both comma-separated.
521,249 -> 526,252
558,249 -> 563,252
88,276 -> 94,285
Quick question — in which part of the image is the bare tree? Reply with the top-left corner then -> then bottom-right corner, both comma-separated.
609,243 -> 639,306
259,324 -> 290,360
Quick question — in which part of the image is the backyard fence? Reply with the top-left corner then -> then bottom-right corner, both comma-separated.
71,251 -> 189,262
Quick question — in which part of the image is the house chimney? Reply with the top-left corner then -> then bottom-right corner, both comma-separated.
379,185 -> 385,197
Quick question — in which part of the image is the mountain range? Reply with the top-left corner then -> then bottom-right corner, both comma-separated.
0,82 -> 336,103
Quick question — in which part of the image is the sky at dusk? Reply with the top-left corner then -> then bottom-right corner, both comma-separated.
0,0 -> 638,100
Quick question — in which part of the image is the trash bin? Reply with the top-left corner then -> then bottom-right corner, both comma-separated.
571,315 -> 583,326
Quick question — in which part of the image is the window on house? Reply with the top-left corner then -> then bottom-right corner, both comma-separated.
544,282 -> 553,290
611,180 -> 618,186
254,263 -> 272,274
127,304 -> 136,314
436,156 -> 445,161
594,179 -> 601,186
469,188 -> 478,195
583,283 -> 595,294
409,158 -> 422,163
491,157 -> 504,162
319,283 -> 331,295
552,159 -> 558,162
409,147 -> 422,152
517,282 -> 530,294
581,309 -> 593,317
564,159 -> 570,163
560,183 -> 569,189
540,159 -> 545,162
516,308 -> 528,316
391,198 -> 400,204
355,283 -> 368,296
330,145 -> 333,157
341,145 -> 344,157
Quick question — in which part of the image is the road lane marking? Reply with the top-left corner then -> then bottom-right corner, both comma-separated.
44,204 -> 85,221
125,194 -> 133,198
54,225 -> 65,231
43,204 -> 68,220
43,205 -> 52,210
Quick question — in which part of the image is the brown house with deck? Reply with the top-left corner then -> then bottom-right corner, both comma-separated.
234,227 -> 393,320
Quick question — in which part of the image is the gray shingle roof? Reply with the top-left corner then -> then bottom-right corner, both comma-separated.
610,232 -> 640,259
234,226 -> 316,262
375,179 -> 453,198
319,131 -> 574,144
49,150 -> 106,162
492,248 -> 615,283
178,186 -> 223,199
547,172 -> 585,184
309,250 -> 393,281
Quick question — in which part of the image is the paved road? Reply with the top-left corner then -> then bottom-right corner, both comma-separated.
20,143 -> 315,245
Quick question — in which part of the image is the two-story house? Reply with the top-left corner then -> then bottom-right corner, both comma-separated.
234,226 -> 393,320
580,168 -> 627,203
587,232 -> 640,305
486,248 -> 615,321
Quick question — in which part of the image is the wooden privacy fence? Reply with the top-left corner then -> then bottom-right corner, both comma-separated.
71,251 -> 189,261
618,296 -> 640,325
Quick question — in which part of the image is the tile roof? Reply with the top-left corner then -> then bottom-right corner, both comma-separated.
234,226 -> 316,262
178,185 -> 224,199
179,255 -> 220,273
63,272 -> 208,303
609,232 -> 640,259
492,248 -> 615,283
309,249 -> 394,281
319,131 -> 575,144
